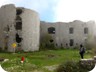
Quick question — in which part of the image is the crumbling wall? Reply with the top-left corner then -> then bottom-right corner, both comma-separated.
0,4 -> 16,52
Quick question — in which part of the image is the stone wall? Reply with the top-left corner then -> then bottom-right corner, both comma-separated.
21,8 -> 40,51
40,20 -> 96,48
0,4 -> 16,51
0,4 -> 40,52
80,56 -> 96,66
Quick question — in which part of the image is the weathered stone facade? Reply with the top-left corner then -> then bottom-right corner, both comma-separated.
40,20 -> 96,48
0,4 -> 96,52
0,4 -> 40,52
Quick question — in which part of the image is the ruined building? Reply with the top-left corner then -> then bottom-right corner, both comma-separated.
0,4 -> 40,52
40,21 -> 96,48
0,4 -> 96,52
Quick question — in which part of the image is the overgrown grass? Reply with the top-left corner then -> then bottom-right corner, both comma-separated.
0,49 -> 93,72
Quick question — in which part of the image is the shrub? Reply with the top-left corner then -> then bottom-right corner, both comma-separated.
56,60 -> 95,72
40,34 -> 56,50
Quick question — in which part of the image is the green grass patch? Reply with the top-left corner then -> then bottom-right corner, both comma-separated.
0,49 -> 93,72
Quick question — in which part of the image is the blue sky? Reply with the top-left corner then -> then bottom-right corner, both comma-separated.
0,0 -> 96,22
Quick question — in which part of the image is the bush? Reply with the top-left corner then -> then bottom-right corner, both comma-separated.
40,34 -> 57,50
56,60 -> 95,72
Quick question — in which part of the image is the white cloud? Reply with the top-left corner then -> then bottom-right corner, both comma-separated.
1,0 -> 95,22
0,0 -> 57,16
16,0 -> 58,15
0,0 -> 10,7
54,0 -> 96,22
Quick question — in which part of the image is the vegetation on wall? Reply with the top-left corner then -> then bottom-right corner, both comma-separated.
40,34 -> 55,50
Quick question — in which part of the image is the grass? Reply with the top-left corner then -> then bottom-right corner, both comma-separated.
0,49 -> 93,72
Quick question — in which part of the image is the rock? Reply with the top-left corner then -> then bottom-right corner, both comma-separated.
0,58 -> 4,62
44,65 -> 58,71
94,56 -> 96,60
3,59 -> 9,62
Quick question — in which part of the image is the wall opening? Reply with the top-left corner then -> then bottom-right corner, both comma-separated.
56,43 -> 58,46
48,27 -> 55,34
50,39 -> 54,43
15,22 -> 22,30
69,39 -> 74,46
4,36 -> 8,50
16,8 -> 22,15
16,33 -> 22,43
66,43 -> 68,46
84,27 -> 88,34
69,27 -> 74,34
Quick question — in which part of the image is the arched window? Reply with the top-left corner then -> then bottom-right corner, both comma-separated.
84,27 -> 88,34
48,27 -> 55,34
50,39 -> 54,43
